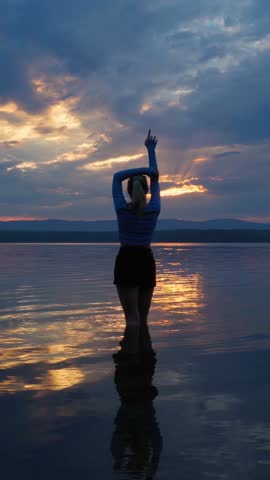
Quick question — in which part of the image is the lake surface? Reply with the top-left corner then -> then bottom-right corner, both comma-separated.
1,243 -> 270,479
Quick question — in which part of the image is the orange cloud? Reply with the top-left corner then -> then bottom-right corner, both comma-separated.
139,87 -> 193,113
193,156 -> 209,164
160,175 -> 201,184
7,161 -> 39,172
161,184 -> 208,197
32,74 -> 76,99
158,174 -> 208,196
0,217 -> 43,221
0,96 -> 81,145
139,103 -> 152,113
46,142 -> 99,165
81,153 -> 144,170
45,134 -> 111,165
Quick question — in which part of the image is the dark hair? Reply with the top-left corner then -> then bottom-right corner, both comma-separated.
127,175 -> 148,217
127,175 -> 148,197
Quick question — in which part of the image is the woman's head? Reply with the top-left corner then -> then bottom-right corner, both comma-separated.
127,175 -> 148,197
127,175 -> 148,215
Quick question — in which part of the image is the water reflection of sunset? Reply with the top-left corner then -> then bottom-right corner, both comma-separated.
146,247 -> 207,349
152,246 -> 205,321
3,244 -> 270,399
155,272 -> 204,314
0,268 -> 123,393
0,306 -> 121,369
0,360 -> 112,394
0,244 -> 209,394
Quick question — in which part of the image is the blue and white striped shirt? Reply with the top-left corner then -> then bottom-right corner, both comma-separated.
112,149 -> 161,246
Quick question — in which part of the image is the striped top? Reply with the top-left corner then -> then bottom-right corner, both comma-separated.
112,148 -> 161,246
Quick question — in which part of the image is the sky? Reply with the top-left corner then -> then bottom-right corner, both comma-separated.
1,0 -> 270,221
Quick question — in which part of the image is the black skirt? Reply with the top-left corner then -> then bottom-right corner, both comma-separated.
114,246 -> 156,288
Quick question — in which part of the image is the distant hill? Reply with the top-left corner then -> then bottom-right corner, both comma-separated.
0,218 -> 270,231
1,229 -> 270,243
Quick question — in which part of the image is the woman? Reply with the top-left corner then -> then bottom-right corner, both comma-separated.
112,129 -> 161,357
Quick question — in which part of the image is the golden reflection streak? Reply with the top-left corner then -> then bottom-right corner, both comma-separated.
47,367 -> 84,390
0,267 -> 206,372
0,266 -> 204,381
0,300 -> 122,370
0,365 -> 112,394
154,272 -> 204,311
0,304 -> 113,321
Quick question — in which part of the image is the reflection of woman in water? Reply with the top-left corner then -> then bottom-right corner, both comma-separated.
111,327 -> 163,478
112,130 -> 161,358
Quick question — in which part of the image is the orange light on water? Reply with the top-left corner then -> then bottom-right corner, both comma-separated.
154,271 -> 204,314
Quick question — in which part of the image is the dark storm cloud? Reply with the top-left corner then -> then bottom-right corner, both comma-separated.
127,45 -> 270,150
0,0 -> 234,112
0,54 -> 45,113
0,0 -> 264,129
0,0 -> 156,111
213,151 -> 241,159
187,52 -> 270,145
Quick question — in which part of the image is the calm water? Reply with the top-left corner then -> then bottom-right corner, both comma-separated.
1,243 -> 270,479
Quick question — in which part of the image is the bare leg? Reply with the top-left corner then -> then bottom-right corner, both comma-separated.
116,286 -> 140,354
138,287 -> 154,352
138,287 -> 154,324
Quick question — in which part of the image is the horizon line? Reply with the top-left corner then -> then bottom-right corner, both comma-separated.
1,217 -> 270,224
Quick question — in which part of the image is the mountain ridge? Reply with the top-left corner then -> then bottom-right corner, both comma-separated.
0,218 -> 270,231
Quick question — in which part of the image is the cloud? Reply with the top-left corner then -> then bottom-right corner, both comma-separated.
161,184 -> 208,197
0,140 -> 20,150
0,96 -> 82,144
1,0 -> 270,220
81,153 -> 145,171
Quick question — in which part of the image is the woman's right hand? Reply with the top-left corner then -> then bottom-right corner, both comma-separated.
145,129 -> 158,149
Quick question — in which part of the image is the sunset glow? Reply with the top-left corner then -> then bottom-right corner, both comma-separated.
0,0 -> 268,220
0,217 -> 42,221
139,103 -> 152,113
161,184 -> 208,197
1,1 -> 270,475
81,153 -> 145,170
193,156 -> 209,164
46,142 -> 100,165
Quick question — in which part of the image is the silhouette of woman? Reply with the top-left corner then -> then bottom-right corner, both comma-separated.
112,130 -> 161,359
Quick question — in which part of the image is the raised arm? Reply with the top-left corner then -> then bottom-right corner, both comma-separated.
145,129 -> 158,170
148,172 -> 160,212
112,166 -> 156,211
145,129 -> 161,212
